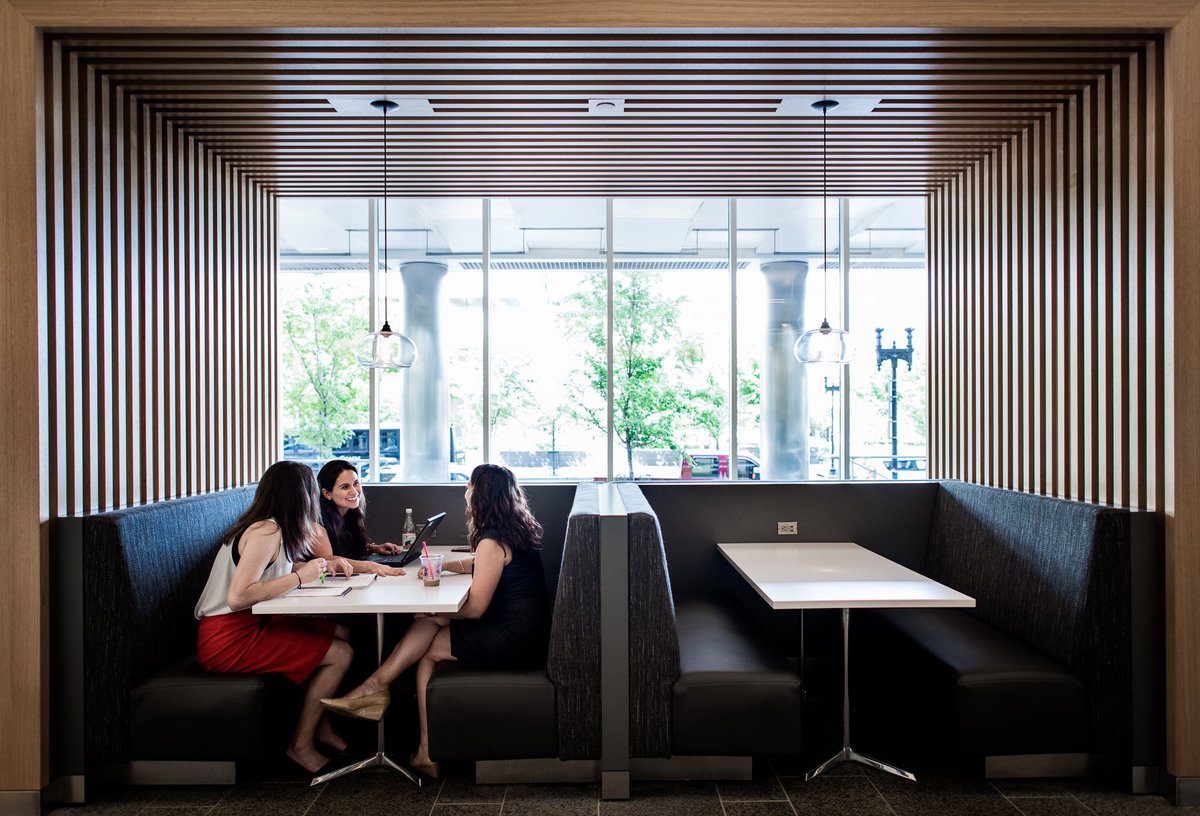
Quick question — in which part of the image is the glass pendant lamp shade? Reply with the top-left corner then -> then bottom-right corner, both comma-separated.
356,320 -> 418,368
356,98 -> 417,370
795,97 -> 852,365
795,319 -> 852,364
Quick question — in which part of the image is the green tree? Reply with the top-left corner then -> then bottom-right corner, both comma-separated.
570,268 -> 691,479
490,360 -> 537,435
281,281 -> 369,456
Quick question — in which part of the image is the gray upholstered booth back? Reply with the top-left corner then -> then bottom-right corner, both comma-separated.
616,482 -> 681,758
546,483 -> 603,759
926,481 -> 1133,755
637,481 -> 941,593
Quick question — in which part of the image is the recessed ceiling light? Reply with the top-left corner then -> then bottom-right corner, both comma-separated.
326,95 -> 434,116
775,96 -> 882,116
589,98 -> 626,114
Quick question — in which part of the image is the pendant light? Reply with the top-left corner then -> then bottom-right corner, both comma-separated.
794,98 -> 852,364
356,99 -> 418,369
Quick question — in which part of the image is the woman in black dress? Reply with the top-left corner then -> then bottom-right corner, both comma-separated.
319,463 -> 550,776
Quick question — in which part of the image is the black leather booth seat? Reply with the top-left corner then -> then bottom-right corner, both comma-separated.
855,480 -> 1130,761
672,594 -> 803,756
856,608 -> 1087,756
615,484 -> 802,760
129,657 -> 271,762
425,665 -> 557,760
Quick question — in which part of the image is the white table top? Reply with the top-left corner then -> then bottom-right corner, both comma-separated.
252,545 -> 472,615
717,541 -> 975,610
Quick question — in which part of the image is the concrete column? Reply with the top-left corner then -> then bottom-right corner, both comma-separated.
760,260 -> 809,480
399,261 -> 449,481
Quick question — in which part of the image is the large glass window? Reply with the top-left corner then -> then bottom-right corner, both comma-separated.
376,199 -> 483,483
845,198 -> 928,480
278,198 -> 372,471
489,198 -> 607,481
612,199 -> 731,481
278,196 -> 926,483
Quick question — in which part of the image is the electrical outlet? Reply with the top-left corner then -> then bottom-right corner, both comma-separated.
777,521 -> 798,535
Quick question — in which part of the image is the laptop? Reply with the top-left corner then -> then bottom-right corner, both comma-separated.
368,512 -> 448,568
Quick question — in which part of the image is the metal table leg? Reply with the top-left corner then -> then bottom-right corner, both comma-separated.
310,613 -> 422,787
805,608 -> 916,783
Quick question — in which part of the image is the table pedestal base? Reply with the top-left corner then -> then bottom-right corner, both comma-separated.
805,746 -> 916,782
310,613 -> 424,788
804,608 -> 917,783
311,752 -> 421,787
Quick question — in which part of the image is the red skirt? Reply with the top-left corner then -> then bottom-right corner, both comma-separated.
197,610 -> 337,684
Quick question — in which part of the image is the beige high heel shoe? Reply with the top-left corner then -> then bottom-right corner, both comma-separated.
409,753 -> 440,778
320,689 -> 390,722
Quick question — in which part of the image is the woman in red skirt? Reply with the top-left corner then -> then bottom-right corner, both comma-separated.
195,460 -> 355,774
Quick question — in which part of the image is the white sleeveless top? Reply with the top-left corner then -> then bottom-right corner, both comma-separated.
194,519 -> 295,618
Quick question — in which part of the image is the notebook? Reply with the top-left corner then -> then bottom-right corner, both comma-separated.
368,512 -> 448,568
296,573 -> 377,590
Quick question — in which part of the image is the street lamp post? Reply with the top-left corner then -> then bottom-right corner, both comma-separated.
823,376 -> 840,477
875,328 -> 914,480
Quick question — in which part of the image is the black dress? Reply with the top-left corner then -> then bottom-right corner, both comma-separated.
450,529 -> 550,668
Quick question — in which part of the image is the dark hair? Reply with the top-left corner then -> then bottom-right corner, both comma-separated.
225,460 -> 320,563
316,459 -> 372,559
466,463 -> 542,552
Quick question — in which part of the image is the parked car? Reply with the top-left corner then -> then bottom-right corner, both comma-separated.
682,451 -> 761,480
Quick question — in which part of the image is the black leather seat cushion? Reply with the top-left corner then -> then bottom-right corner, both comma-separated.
672,594 -> 802,756
128,656 -> 268,761
426,663 -> 557,760
857,608 -> 1088,756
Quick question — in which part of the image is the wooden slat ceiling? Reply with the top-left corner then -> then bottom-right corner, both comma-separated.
49,30 -> 1160,196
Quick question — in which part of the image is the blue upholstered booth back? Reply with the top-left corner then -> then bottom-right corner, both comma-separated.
56,487 -> 255,768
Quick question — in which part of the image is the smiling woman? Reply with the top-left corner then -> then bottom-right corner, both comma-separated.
313,460 -> 405,574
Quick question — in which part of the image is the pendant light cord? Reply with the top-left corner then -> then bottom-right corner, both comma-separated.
381,104 -> 390,329
821,99 -> 829,324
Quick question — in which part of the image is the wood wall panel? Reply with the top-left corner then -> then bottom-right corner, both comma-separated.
1167,0 -> 1200,784
0,0 -> 47,792
9,0 -> 1200,30
43,45 -> 278,515
928,41 -> 1166,510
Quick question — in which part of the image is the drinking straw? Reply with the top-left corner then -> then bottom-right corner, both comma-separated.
421,540 -> 433,575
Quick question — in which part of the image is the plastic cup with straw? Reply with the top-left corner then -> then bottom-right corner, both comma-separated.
419,541 -> 442,587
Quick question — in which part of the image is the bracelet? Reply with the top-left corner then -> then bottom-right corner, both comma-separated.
295,572 -> 302,588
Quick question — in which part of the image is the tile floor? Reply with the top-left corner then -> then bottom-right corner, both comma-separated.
45,754 -> 1198,816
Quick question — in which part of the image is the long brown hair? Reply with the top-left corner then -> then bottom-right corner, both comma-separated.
225,460 -> 320,563
466,463 -> 542,552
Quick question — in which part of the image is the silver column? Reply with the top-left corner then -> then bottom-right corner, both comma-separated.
760,260 -> 809,480
399,261 -> 449,482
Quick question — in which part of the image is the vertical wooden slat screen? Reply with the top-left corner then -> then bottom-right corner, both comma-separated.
43,46 -> 278,515
928,40 -> 1167,510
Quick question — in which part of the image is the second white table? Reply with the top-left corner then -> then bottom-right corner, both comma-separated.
717,541 -> 974,782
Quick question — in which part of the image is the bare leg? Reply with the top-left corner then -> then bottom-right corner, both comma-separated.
344,616 -> 446,699
412,626 -> 455,766
313,627 -> 352,750
288,637 -> 353,772
314,712 -> 348,752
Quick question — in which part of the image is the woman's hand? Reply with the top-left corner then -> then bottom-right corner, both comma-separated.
371,541 -> 402,555
367,562 -> 406,577
329,556 -> 354,577
295,557 -> 329,585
